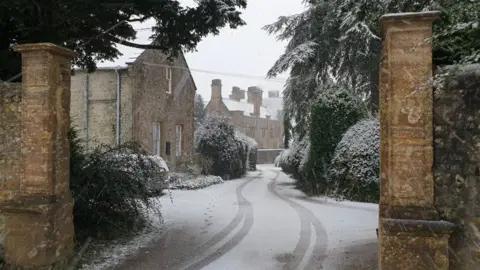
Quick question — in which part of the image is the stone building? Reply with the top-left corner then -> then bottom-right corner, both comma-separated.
70,49 -> 197,169
205,79 -> 284,149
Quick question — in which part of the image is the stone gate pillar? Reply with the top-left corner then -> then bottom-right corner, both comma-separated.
1,43 -> 76,268
378,12 -> 454,270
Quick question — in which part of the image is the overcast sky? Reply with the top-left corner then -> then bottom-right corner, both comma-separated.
98,0 -> 307,101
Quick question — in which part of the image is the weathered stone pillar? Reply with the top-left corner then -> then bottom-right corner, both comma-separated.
1,43 -> 76,269
378,12 -> 454,270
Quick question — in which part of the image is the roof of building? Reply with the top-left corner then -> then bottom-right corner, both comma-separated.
222,98 -> 278,120
73,66 -> 128,72
262,97 -> 283,116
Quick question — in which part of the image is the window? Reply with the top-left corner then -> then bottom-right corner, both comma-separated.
153,123 -> 161,155
261,128 -> 266,137
166,66 -> 172,94
249,127 -> 255,136
176,124 -> 183,157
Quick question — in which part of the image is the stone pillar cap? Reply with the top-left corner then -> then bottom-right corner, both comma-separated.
380,11 -> 441,24
14,42 -> 78,58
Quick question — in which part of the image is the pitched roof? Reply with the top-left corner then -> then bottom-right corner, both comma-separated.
222,98 -> 278,120
262,98 -> 283,117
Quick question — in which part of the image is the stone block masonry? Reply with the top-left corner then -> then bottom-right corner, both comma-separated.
378,11 -> 454,270
0,82 -> 23,259
0,43 -> 77,269
0,83 -> 22,198
257,149 -> 284,164
434,64 -> 480,270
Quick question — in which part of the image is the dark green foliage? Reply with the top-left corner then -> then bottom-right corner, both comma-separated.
283,113 -> 292,148
278,137 -> 309,182
195,116 -> 256,179
0,0 -> 247,81
432,0 -> 480,65
194,94 -> 206,129
68,127 -> 163,240
248,148 -> 257,171
265,0 -> 479,134
302,86 -> 368,195
327,119 -> 380,203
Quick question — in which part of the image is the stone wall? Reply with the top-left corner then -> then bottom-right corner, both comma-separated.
0,43 -> 76,269
377,12 -> 455,270
205,103 -> 284,149
230,112 -> 283,149
70,49 -> 195,171
0,82 -> 22,259
205,79 -> 284,149
434,64 -> 480,269
70,68 -> 133,148
257,149 -> 284,164
131,49 -> 196,169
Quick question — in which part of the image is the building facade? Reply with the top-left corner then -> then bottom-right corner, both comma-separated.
70,49 -> 197,169
205,79 -> 284,149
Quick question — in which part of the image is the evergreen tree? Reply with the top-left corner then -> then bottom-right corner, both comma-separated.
194,94 -> 206,129
265,0 -> 479,139
0,0 -> 247,81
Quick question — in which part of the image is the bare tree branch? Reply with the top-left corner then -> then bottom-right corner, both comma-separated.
106,34 -> 167,51
127,16 -> 149,22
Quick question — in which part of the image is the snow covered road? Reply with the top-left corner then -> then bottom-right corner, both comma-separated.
117,165 -> 378,270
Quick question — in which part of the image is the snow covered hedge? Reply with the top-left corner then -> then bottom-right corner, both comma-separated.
235,130 -> 258,171
327,119 -> 379,203
169,173 -> 224,190
69,127 -> 164,240
195,116 -> 257,179
304,86 -> 368,194
276,136 -> 309,182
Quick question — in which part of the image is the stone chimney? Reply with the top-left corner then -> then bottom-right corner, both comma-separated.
247,86 -> 263,117
268,90 -> 280,98
209,79 -> 223,113
229,86 -> 245,101
211,79 -> 222,100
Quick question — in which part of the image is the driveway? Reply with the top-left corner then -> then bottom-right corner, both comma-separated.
117,165 -> 378,270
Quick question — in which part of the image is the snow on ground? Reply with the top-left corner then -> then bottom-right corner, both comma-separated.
76,199 -> 164,270
114,165 -> 378,270
271,170 -> 378,270
116,171 -> 263,270
76,172 -> 244,270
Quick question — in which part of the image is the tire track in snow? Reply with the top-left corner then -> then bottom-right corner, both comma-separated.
268,171 -> 328,270
164,172 -> 260,270
292,195 -> 377,213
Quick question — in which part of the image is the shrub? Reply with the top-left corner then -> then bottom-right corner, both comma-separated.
303,86 -> 368,194
277,136 -> 309,182
175,152 -> 202,176
235,130 -> 258,171
195,116 -> 256,179
68,127 -> 166,240
327,119 -> 380,203
169,173 -> 224,190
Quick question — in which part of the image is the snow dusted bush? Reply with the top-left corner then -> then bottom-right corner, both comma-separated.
195,116 -> 255,179
277,136 -> 309,181
69,127 -> 164,240
169,173 -> 224,190
304,86 -> 368,194
235,130 -> 258,171
327,119 -> 379,203
274,153 -> 282,167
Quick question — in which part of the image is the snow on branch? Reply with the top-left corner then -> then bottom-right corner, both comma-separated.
267,41 -> 318,77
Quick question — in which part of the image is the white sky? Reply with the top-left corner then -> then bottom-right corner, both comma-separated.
98,0 -> 307,102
